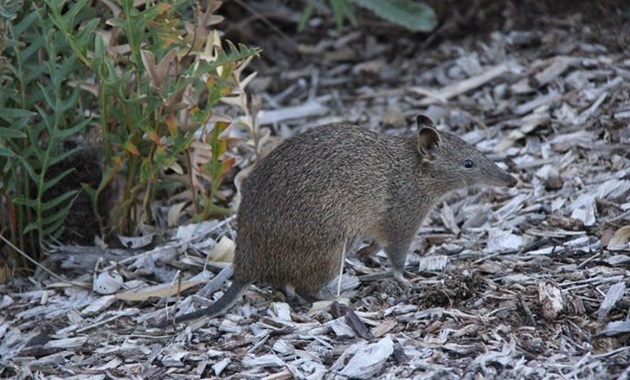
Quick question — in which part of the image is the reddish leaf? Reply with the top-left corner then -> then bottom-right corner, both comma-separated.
146,129 -> 160,144
219,156 -> 235,178
124,141 -> 140,156
166,115 -> 178,135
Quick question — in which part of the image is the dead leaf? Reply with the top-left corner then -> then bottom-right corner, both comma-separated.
167,201 -> 189,227
93,270 -> 123,295
115,280 -> 206,301
208,236 -> 235,262
118,234 -> 154,249
538,282 -> 563,320
607,226 -> 630,251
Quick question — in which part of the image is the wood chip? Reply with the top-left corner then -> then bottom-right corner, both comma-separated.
414,63 -> 511,106
339,336 -> 394,379
597,282 -> 626,323
538,282 -> 564,320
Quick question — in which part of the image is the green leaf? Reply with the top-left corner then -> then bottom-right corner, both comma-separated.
41,210 -> 70,238
330,0 -> 356,29
13,9 -> 39,37
0,0 -> 22,18
41,168 -> 76,192
298,0 -> 315,32
47,150 -> 78,168
57,118 -> 91,139
37,83 -> 56,110
57,89 -> 81,114
80,182 -> 97,200
0,127 -> 27,139
25,198 -> 74,236
14,195 -> 37,209
0,108 -> 36,122
107,17 -> 127,30
197,45 -> 261,80
19,157 -> 39,184
22,221 -> 39,234
62,0 -> 89,27
350,0 -> 437,32
0,146 -> 15,157
73,18 -> 98,51
41,189 -> 78,211
57,55 -> 79,84
23,58 -> 48,82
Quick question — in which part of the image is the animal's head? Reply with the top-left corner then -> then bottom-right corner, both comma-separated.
415,114 -> 518,191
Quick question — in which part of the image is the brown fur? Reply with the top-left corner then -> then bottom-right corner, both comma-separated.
162,115 -> 517,326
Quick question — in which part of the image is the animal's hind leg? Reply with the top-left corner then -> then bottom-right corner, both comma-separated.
356,241 -> 381,257
282,284 -> 321,304
291,265 -> 337,303
295,242 -> 344,296
296,288 -> 323,303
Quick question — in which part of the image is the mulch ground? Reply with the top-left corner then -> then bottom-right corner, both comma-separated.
1,1 -> 629,379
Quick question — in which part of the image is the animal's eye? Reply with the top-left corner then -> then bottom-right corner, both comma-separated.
463,159 -> 474,168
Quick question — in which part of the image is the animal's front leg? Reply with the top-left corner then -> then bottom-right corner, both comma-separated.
384,240 -> 413,286
357,239 -> 412,286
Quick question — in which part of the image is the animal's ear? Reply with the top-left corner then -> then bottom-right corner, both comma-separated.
416,114 -> 434,129
417,126 -> 442,160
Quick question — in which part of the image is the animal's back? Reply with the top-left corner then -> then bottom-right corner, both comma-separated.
234,124 -> 403,294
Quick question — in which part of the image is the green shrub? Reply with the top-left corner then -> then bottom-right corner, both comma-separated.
299,0 -> 437,32
0,0 -> 260,263
46,0 -> 261,235
0,0 -> 91,259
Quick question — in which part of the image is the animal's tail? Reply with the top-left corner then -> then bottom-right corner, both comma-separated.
158,280 -> 249,328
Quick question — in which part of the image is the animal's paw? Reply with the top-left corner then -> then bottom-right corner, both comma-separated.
358,271 -> 391,282
392,271 -> 412,287
360,270 -> 412,287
